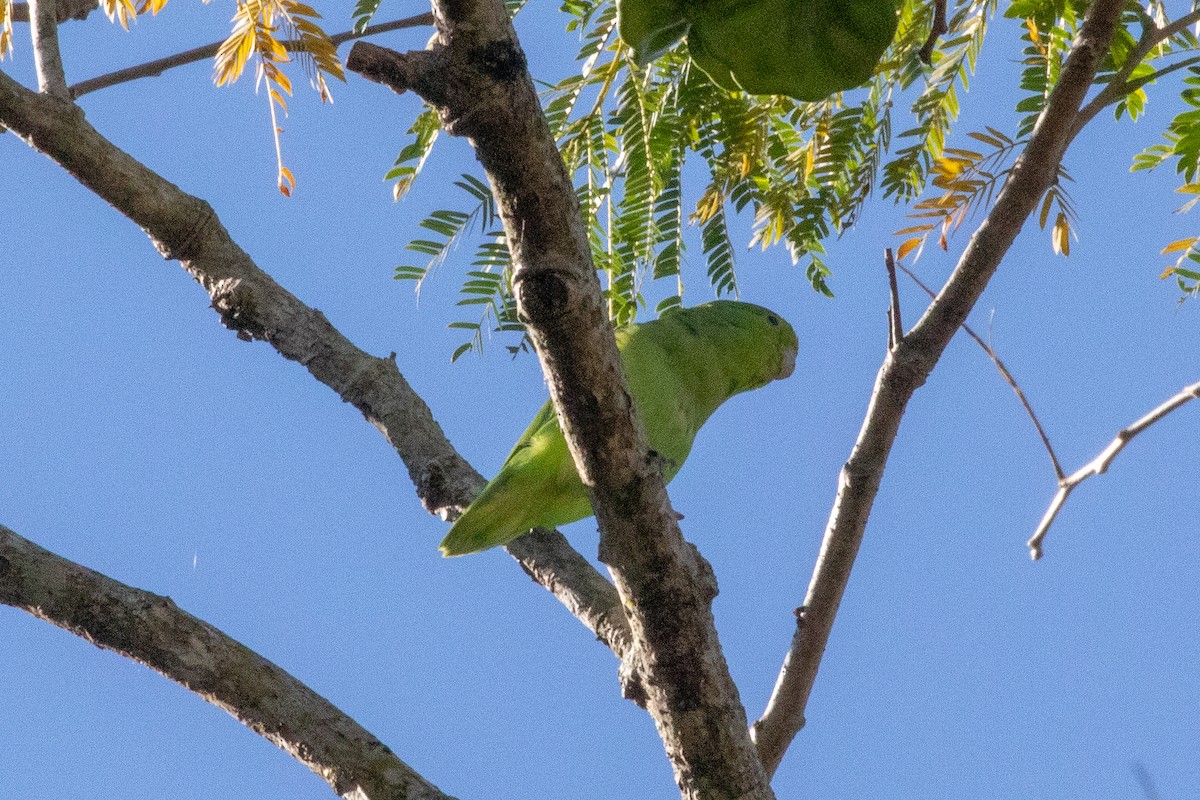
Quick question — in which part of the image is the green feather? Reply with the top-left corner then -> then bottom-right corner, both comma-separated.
440,300 -> 798,556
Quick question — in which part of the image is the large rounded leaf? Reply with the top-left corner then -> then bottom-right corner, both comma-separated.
685,0 -> 897,100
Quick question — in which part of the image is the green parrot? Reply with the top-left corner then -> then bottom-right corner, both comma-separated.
617,0 -> 897,102
440,300 -> 798,556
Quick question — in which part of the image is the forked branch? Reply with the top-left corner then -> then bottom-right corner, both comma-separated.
0,61 -> 634,782
751,0 -> 1124,777
1028,380 -> 1200,559
349,5 -> 772,795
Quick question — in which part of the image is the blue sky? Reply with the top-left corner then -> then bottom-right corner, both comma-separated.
3,3 -> 1200,799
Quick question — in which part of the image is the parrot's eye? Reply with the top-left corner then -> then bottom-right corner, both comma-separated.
767,314 -> 779,326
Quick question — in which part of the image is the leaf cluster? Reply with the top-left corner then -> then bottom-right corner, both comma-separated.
214,0 -> 345,195
0,0 -> 346,193
396,0 -> 995,357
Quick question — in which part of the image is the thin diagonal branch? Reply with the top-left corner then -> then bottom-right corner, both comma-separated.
28,0 -> 68,97
897,262 -> 1063,480
0,524 -> 451,800
349,16 -> 772,800
68,14 -> 434,98
884,248 -> 903,349
0,63 -> 630,682
751,0 -> 1124,778
919,0 -> 948,65
1028,379 -> 1200,559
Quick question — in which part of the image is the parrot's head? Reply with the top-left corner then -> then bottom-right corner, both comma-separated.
678,300 -> 798,388
745,302 -> 798,382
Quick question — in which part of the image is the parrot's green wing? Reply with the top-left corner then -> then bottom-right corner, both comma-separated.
686,0 -> 898,100
439,400 -> 591,557
614,0 -> 897,102
439,301 -> 798,557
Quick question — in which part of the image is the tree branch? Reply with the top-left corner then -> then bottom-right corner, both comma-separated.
918,0 -> 948,65
68,15 -> 434,98
11,0 -> 97,23
0,524 -> 451,800
884,248 -> 903,349
1073,8 -> 1200,137
28,0 -> 69,98
897,262 -> 1063,480
0,60 -> 632,713
348,11 -> 772,799
1027,379 -> 1200,559
750,0 -> 1124,778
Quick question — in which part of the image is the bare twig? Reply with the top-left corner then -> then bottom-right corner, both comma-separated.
0,62 -> 631,693
0,524 -> 451,800
1028,380 -> 1200,560
1132,761 -> 1162,800
885,248 -> 903,349
350,14 -> 772,799
28,0 -> 69,98
897,262 -> 1063,480
751,0 -> 1123,777
69,14 -> 434,98
919,0 -> 948,65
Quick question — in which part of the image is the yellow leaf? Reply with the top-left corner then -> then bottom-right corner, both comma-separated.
1160,266 -> 1178,280
0,0 -> 13,60
286,1 -> 321,18
1025,18 -> 1042,48
278,165 -> 295,197
1161,237 -> 1199,255
1052,212 -> 1070,256
894,224 -> 936,236
1038,189 -> 1054,229
271,69 -> 293,94
896,237 -> 923,262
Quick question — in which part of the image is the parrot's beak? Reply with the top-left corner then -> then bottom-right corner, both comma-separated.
779,344 -> 797,379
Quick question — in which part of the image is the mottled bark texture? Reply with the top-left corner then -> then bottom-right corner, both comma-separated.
11,0 -> 98,23
0,60 -> 632,784
750,0 -> 1124,777
348,2 -> 773,795
0,525 -> 451,800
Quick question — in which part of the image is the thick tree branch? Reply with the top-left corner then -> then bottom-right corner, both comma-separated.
28,0 -> 69,97
11,0 -> 97,23
0,62 -> 631,710
0,524 -> 450,800
68,15 -> 435,99
751,0 -> 1124,778
1028,380 -> 1200,559
348,11 -> 772,800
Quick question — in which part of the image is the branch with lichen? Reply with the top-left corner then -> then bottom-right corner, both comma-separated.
0,58 -> 635,782
348,5 -> 772,795
0,523 -> 451,800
